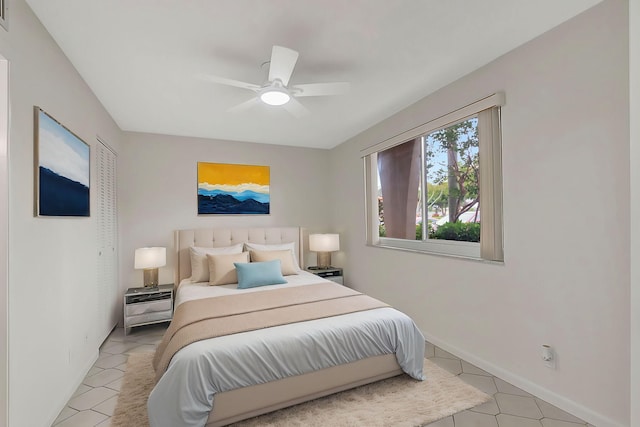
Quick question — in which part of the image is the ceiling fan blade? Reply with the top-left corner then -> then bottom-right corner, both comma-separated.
227,97 -> 261,113
198,74 -> 260,91
268,46 -> 299,86
282,97 -> 309,118
293,82 -> 350,97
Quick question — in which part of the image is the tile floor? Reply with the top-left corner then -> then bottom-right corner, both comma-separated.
52,324 -> 595,427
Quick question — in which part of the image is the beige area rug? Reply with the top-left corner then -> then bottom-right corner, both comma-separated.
111,353 -> 490,427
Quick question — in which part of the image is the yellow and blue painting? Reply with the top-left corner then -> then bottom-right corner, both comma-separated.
36,107 -> 90,217
197,162 -> 270,215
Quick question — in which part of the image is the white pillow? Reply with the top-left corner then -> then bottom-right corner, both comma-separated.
189,243 -> 243,282
244,242 -> 301,270
207,252 -> 250,286
250,250 -> 299,276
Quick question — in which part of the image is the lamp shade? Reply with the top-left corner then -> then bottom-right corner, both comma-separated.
134,247 -> 166,269
309,234 -> 340,252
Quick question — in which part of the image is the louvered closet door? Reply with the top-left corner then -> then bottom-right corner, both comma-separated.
97,140 -> 118,343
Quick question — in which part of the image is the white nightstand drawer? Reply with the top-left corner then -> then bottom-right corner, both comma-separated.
125,309 -> 173,327
306,267 -> 344,286
125,299 -> 172,316
326,276 -> 343,285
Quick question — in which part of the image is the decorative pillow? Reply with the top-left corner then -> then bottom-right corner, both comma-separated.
234,260 -> 287,289
189,244 -> 244,282
243,242 -> 300,270
207,252 -> 250,286
250,250 -> 299,276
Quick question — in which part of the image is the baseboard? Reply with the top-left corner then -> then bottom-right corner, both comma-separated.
424,333 -> 625,427
46,348 -> 99,427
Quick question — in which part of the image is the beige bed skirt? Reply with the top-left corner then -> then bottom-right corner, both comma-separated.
206,353 -> 403,426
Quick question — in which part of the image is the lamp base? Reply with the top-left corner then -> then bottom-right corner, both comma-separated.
316,252 -> 332,269
143,268 -> 159,287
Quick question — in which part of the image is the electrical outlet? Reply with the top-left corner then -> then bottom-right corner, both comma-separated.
542,344 -> 556,369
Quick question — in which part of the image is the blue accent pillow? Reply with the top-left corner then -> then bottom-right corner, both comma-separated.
235,259 -> 287,289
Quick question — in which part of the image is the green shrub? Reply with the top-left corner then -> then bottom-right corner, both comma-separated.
432,222 -> 480,242
416,222 -> 438,240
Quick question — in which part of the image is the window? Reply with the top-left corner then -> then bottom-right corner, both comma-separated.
0,0 -> 6,31
363,93 -> 504,261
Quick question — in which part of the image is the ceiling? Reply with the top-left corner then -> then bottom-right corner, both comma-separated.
25,0 -> 602,149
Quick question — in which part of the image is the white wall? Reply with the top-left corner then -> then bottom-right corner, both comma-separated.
1,1 -> 125,426
630,0 -> 639,425
118,132 -> 333,300
330,1 -> 629,426
0,53 -> 9,427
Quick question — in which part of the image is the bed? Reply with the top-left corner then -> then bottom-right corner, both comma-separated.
147,227 -> 426,427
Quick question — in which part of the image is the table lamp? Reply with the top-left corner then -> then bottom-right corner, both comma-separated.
309,234 -> 339,269
134,247 -> 166,287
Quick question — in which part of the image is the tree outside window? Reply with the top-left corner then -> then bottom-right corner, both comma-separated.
378,117 -> 480,243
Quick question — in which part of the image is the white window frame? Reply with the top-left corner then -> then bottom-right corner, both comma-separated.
362,93 -> 505,261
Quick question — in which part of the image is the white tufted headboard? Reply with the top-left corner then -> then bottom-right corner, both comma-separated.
174,227 -> 304,284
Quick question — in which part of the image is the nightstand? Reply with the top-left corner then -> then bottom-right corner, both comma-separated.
306,267 -> 344,285
124,284 -> 174,335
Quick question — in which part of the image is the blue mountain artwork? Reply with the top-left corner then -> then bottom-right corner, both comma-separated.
198,189 -> 269,204
39,167 -> 90,216
198,191 -> 269,215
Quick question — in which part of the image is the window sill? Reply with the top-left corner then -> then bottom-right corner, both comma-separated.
368,241 -> 504,265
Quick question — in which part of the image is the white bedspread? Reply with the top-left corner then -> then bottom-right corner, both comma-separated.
147,272 -> 426,427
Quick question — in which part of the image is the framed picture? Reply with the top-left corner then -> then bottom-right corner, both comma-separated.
197,162 -> 270,215
34,106 -> 90,217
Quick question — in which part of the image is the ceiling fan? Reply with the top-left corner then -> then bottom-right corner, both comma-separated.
200,45 -> 350,117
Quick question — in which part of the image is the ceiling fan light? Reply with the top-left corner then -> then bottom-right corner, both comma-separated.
260,89 -> 290,106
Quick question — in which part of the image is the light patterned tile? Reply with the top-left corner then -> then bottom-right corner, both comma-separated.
83,368 -> 124,387
68,387 -> 117,411
106,328 -> 125,342
470,398 -> 501,416
541,419 -> 587,427
497,414 -> 543,427
71,384 -> 92,398
94,353 -> 128,369
53,406 -> 78,425
536,399 -> 586,424
93,395 -> 118,416
86,366 -> 103,377
133,334 -> 164,345
105,377 -> 123,391
495,393 -> 543,419
53,410 -> 108,427
458,373 -> 498,395
58,325 -> 601,427
461,360 -> 491,376
126,344 -> 156,354
430,357 -> 462,375
100,340 -> 141,355
434,347 -> 460,360
453,410 -> 498,427
425,415 -> 454,426
494,377 -> 533,397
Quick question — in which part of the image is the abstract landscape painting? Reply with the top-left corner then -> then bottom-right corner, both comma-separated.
35,107 -> 90,217
197,162 -> 270,215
